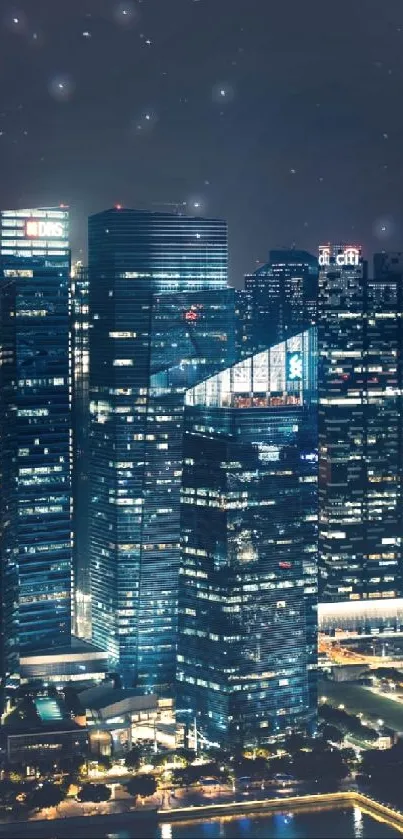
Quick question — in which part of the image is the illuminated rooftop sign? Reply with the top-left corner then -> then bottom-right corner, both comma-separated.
25,220 -> 66,239
319,245 -> 361,267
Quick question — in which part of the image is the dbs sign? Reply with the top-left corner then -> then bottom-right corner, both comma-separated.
25,220 -> 66,239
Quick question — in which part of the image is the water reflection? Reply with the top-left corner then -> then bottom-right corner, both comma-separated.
156,808 -> 400,838
5,808 -> 400,839
354,806 -> 364,838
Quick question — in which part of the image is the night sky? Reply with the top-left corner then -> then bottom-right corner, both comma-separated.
1,0 -> 403,285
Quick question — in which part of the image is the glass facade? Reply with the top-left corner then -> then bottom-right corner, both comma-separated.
0,274 -> 19,708
71,262 -> 91,640
178,330 -> 318,747
88,208 -> 235,691
318,245 -> 402,604
241,250 -> 318,354
0,208 -> 72,654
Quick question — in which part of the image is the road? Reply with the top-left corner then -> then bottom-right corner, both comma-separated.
319,679 -> 403,733
319,636 -> 403,670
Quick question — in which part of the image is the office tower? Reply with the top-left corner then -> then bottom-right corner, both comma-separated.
0,208 -> 72,653
178,329 -> 318,747
71,262 -> 91,640
88,208 -> 234,691
234,287 -> 253,358
242,249 -> 318,353
318,244 -> 402,607
0,275 -> 19,709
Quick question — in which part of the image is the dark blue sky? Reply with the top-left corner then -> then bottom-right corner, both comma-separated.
0,0 -> 402,284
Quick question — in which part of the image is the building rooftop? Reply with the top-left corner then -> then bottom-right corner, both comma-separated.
77,685 -> 158,714
185,329 -> 316,410
20,636 -> 109,665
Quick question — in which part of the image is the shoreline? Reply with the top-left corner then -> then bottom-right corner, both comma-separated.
1,791 -> 403,836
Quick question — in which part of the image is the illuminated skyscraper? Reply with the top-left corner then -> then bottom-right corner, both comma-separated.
178,330 -> 318,747
0,208 -> 72,654
242,249 -> 318,353
88,208 -> 234,691
71,262 -> 91,640
0,274 -> 19,708
318,245 -> 402,608
234,287 -> 253,358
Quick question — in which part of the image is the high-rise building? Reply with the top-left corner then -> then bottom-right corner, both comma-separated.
71,262 -> 91,640
178,329 -> 318,747
0,208 -> 72,653
241,249 -> 318,354
234,287 -> 253,358
318,244 -> 402,608
0,273 -> 19,709
87,208 -> 234,691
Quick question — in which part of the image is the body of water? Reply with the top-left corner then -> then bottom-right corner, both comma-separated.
4,806 -> 401,839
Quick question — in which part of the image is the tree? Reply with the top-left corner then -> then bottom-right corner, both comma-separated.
172,748 -> 196,765
126,774 -> 157,798
340,748 -> 357,764
321,724 -> 344,744
125,745 -> 142,771
293,748 -> 348,784
58,753 -> 85,776
233,756 -> 269,779
97,756 -> 112,772
319,702 -> 378,742
360,744 -> 403,807
78,783 -> 111,803
30,754 -> 59,778
60,774 -> 78,795
0,780 -> 23,807
8,769 -> 25,783
284,733 -> 308,754
372,667 -> 403,683
151,752 -> 172,769
29,783 -> 64,811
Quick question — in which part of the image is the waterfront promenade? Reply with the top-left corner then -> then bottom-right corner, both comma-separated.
1,791 -> 403,837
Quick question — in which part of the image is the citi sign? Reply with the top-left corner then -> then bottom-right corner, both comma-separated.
25,220 -> 66,239
319,246 -> 360,267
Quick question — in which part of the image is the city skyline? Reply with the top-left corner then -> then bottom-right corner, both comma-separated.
4,2 -> 403,834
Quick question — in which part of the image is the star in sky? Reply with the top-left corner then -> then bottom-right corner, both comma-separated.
0,0 -> 402,283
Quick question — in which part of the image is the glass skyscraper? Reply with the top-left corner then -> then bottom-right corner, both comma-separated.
88,208 -> 234,691
0,273 -> 19,709
241,249 -> 318,354
178,330 -> 318,747
234,287 -> 254,359
0,208 -> 72,654
318,245 -> 402,607
71,262 -> 91,640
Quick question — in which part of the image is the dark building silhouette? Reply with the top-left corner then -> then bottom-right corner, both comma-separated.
236,249 -> 318,357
